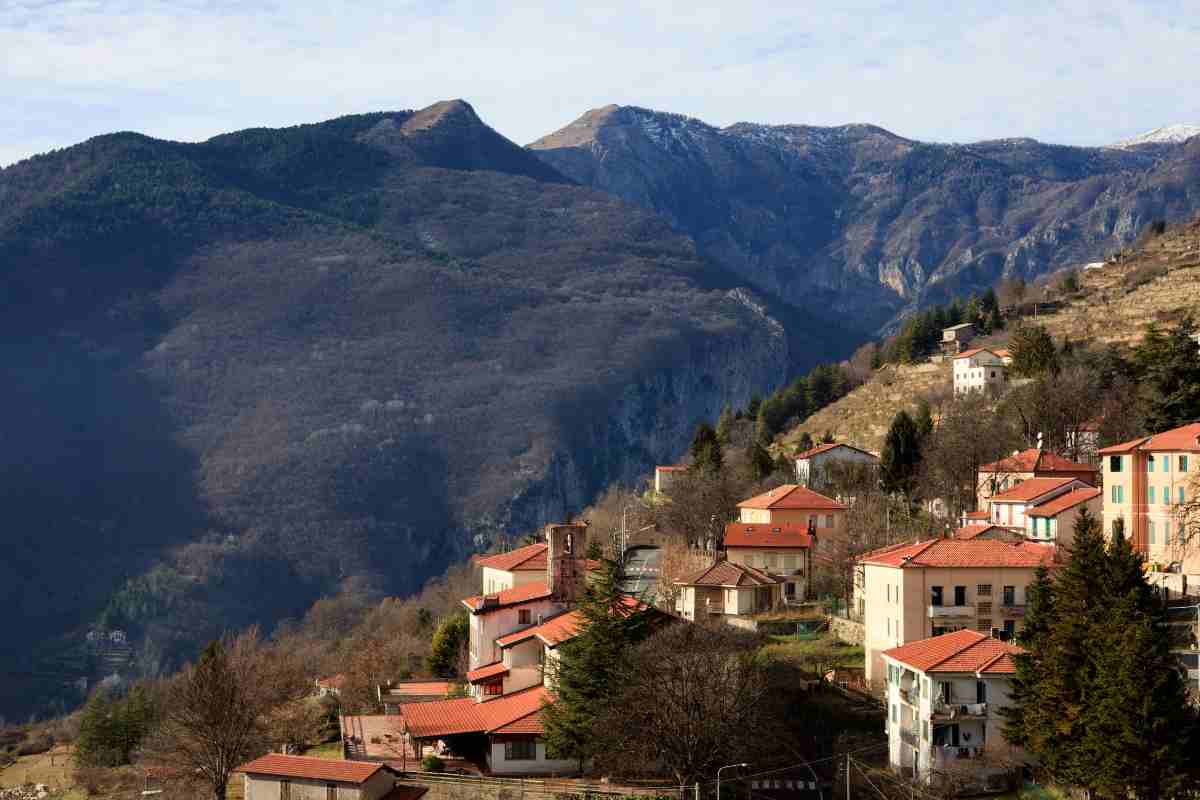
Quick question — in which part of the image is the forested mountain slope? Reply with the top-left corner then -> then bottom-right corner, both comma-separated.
0,100 -> 841,717
530,106 -> 1200,332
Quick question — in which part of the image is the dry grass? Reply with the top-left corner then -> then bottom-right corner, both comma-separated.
0,746 -> 74,793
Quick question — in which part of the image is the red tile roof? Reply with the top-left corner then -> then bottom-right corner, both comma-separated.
656,465 -> 688,472
953,524 -> 1011,541
989,476 -> 1079,503
883,630 -> 1023,675
794,442 -> 877,461
400,686 -> 552,739
1028,487 -> 1102,518
674,560 -> 781,587
737,484 -> 847,511
1099,422 -> 1200,454
466,662 -> 509,684
382,681 -> 453,697
859,539 -> 1054,569
236,754 -> 392,783
723,522 -> 814,549
963,510 -> 989,520
462,582 -> 553,613
953,347 -> 1002,361
979,449 -> 1096,474
474,543 -> 549,572
316,673 -> 345,689
495,596 -> 648,651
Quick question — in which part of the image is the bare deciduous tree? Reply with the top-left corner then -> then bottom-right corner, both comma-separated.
144,629 -> 310,800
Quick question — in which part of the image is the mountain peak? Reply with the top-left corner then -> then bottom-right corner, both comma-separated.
400,98 -> 480,134
1110,124 -> 1200,149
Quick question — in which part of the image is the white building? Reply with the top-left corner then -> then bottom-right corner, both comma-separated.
236,754 -> 406,800
883,630 -> 1026,791
952,348 -> 1009,395
793,442 -> 879,490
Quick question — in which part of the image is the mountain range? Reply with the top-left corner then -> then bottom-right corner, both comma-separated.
4,98 -> 1200,716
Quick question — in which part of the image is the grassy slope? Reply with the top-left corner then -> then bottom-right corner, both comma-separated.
776,217 -> 1200,456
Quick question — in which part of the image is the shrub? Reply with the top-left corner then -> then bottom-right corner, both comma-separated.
16,735 -> 53,756
421,754 -> 445,772
1124,263 -> 1170,292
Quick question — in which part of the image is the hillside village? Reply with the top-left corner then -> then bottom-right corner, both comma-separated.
5,220 -> 1200,800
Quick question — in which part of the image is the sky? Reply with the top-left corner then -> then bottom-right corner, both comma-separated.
3,0 -> 1200,167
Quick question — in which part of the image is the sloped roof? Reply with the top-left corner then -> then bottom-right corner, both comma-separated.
737,484 -> 847,511
495,596 -> 648,651
883,630 -> 1023,675
794,442 -> 878,461
1028,487 -> 1102,518
979,448 -> 1095,474
474,543 -> 548,572
462,582 -> 553,613
953,523 -> 1010,540
316,673 -> 345,689
674,560 -> 781,587
963,510 -> 990,520
989,476 -> 1079,503
859,539 -> 1054,569
953,347 -> 1002,361
466,661 -> 509,684
656,465 -> 688,472
723,523 -> 813,549
236,754 -> 392,783
381,681 -> 453,697
1099,422 -> 1200,454
400,686 -> 552,739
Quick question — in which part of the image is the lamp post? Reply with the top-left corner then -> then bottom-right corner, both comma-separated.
716,762 -> 748,800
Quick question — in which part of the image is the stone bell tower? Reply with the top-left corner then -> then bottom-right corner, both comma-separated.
545,520 -> 589,604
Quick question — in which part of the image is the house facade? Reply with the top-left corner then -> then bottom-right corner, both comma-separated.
858,539 -> 1054,685
793,442 -> 879,490
986,476 -> 1096,541
976,449 -> 1098,510
883,630 -> 1025,790
952,349 -> 1008,396
674,560 -> 782,620
654,465 -> 687,494
723,522 -> 813,602
475,543 -> 552,595
736,484 -> 847,531
1099,422 -> 1200,586
941,323 -> 976,355
236,754 -> 403,800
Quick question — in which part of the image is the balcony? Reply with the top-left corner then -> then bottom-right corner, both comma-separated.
933,745 -> 983,765
703,599 -> 725,615
932,700 -> 988,721
928,604 -> 974,619
1000,603 -> 1025,618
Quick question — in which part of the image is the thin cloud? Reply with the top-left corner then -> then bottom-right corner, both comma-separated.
2,0 -> 1198,167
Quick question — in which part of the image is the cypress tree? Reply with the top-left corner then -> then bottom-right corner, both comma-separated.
715,405 -> 735,445
880,410 -> 921,498
541,560 -> 655,771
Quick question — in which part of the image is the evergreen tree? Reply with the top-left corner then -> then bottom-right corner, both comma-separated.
796,431 -> 815,453
914,399 -> 934,442
980,287 -> 998,314
1135,316 -> 1200,433
689,423 -> 724,473
747,440 -> 774,481
745,394 -> 762,419
988,304 -> 1004,333
76,689 -> 122,767
964,296 -> 981,325
427,612 -> 469,677
1009,323 -> 1059,376
821,430 -> 835,444
715,404 -> 735,444
542,561 -> 655,771
880,411 -> 921,498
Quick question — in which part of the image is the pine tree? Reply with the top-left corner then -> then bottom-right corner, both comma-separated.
1010,323 -> 1059,376
689,423 -> 724,473
715,405 -> 735,444
796,431 -> 815,453
76,689 -> 121,767
880,410 -> 921,498
1136,316 -> 1200,433
541,561 -> 655,771
747,440 -> 774,481
914,399 -> 934,442
427,613 -> 468,677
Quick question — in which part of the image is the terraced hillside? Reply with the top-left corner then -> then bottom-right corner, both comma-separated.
775,216 -> 1200,456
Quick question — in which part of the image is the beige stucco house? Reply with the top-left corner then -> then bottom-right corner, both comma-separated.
237,754 -> 407,800
674,560 -> 782,620
723,522 -> 813,602
1099,422 -> 1200,591
952,348 -> 1008,396
475,543 -> 552,595
986,476 -> 1097,544
883,631 -> 1026,789
793,442 -> 879,490
858,539 -> 1055,686
736,484 -> 847,532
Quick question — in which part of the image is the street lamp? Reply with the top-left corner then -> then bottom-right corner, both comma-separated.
717,762 -> 749,800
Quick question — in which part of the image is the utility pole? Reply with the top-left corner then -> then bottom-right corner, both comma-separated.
846,753 -> 851,800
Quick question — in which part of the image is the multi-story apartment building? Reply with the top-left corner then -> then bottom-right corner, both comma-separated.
1099,422 -> 1200,585
882,630 -> 1026,789
858,539 -> 1054,685
976,448 -> 1097,510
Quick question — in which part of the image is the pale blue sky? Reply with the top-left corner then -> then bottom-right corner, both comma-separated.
3,0 -> 1199,167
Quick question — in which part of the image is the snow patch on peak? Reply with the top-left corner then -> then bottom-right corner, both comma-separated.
1110,124 -> 1200,149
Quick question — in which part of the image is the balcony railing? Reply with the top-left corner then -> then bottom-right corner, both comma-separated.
928,604 -> 974,619
932,700 -> 988,720
933,745 -> 983,763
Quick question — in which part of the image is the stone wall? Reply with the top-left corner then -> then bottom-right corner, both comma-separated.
830,616 -> 865,645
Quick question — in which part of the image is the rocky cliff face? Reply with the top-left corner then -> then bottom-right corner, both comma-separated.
530,106 -> 1200,331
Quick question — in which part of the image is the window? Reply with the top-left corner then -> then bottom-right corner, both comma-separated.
1148,521 -> 1157,545
326,784 -> 337,800
1111,485 -> 1124,503
505,739 -> 537,760
484,681 -> 503,696
1148,485 -> 1156,504
767,553 -> 778,569
977,584 -> 992,596
824,514 -> 834,528
976,680 -> 988,704
886,585 -> 891,603
1003,619 -> 1016,636
930,586 -> 944,607
1182,455 -> 1190,472
977,618 -> 993,633
1003,586 -> 1015,606
891,704 -> 897,723
1164,522 -> 1171,546
1164,486 -> 1171,504
518,609 -> 532,625
977,601 -> 993,616
953,586 -> 966,606
1110,455 -> 1123,473
1149,455 -> 1156,472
